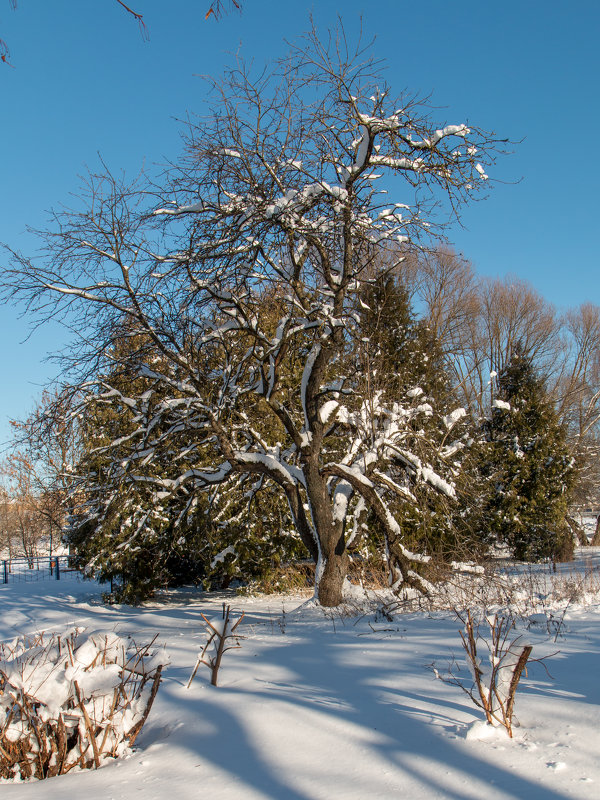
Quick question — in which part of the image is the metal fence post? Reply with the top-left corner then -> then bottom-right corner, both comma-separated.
3,560 -> 7,584
55,557 -> 60,580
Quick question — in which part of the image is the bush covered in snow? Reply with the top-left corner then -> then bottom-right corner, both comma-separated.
0,628 -> 164,780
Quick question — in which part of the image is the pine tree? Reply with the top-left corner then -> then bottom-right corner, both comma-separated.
66,345 -> 211,602
359,273 -> 450,402
483,346 -> 574,562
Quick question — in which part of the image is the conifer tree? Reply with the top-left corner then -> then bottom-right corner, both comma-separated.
66,343 -> 212,602
356,274 -> 480,569
359,273 -> 449,401
67,323 -> 308,602
483,346 -> 574,562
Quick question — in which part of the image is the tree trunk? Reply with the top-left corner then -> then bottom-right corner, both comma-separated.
316,549 -> 349,607
302,456 -> 349,607
566,515 -> 587,546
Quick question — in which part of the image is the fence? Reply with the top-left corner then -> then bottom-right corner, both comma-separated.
1,555 -> 80,585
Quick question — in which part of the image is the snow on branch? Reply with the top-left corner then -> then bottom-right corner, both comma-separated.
0,24 -> 506,608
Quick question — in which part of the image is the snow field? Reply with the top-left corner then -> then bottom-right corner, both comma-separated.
1,553 -> 599,798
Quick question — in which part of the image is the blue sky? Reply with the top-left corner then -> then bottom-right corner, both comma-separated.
0,0 -> 598,445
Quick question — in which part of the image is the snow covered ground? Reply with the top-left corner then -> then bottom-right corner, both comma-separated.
1,551 -> 600,799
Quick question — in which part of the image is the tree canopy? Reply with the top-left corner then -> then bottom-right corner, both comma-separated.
482,346 -> 575,561
1,25 -> 502,605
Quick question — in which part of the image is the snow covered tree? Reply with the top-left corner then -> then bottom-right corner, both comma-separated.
65,325 -> 308,602
354,272 -> 481,567
62,330 -> 211,601
482,346 -> 574,562
1,26 -> 502,605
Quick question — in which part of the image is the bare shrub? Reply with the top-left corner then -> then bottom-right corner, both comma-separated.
377,554 -> 600,620
0,629 -> 164,780
436,610 -> 538,737
187,604 -> 245,688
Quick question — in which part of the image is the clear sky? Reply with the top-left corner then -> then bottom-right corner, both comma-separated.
1,0 -> 598,446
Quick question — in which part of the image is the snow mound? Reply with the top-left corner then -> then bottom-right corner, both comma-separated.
464,720 -> 510,741
0,628 -> 165,781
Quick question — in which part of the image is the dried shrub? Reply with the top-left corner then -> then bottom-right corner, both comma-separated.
0,628 -> 164,780
435,610 -> 550,737
377,555 -> 600,619
187,604 -> 244,688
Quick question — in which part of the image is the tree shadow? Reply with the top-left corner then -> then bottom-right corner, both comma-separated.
0,588 -> 593,799
137,603 -> 581,800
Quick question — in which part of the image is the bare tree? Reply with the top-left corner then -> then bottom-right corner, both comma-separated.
558,304 -> 600,439
445,276 -> 562,416
0,460 -> 45,561
557,303 -> 600,506
481,278 -> 561,376
0,390 -> 80,559
1,26 -> 503,605
8,391 -> 80,552
0,486 -> 15,558
407,247 -> 483,408
414,247 -> 480,350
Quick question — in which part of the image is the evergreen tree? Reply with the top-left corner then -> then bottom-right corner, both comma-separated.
355,274 -> 482,571
66,342 -> 211,603
67,323 -> 308,603
483,346 -> 574,561
359,273 -> 451,403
